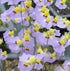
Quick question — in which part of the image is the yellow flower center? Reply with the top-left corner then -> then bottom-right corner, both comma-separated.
64,33 -> 69,40
9,31 -> 14,36
43,48 -> 48,53
41,5 -> 46,13
25,1 -> 32,8
39,0 -> 42,2
6,17 -> 10,20
2,51 -> 7,56
54,16 -> 59,23
62,18 -> 66,21
24,62 -> 29,66
14,6 -> 20,13
0,39 -> 3,44
34,26 -> 39,32
25,16 -> 30,21
59,39 -> 65,45
34,22 -> 39,26
50,53 -> 56,59
64,20 -> 70,24
16,39 -> 22,45
50,29 -> 55,33
21,7 -> 26,12
37,48 -> 42,53
48,0 -> 52,2
61,0 -> 66,5
25,47 -> 30,50
36,59 -> 41,63
29,56 -> 36,64
43,10 -> 49,17
25,30 -> 30,35
24,35 -> 29,41
46,16 -> 51,23
45,31 -> 50,38
14,18 -> 19,21
68,63 -> 70,66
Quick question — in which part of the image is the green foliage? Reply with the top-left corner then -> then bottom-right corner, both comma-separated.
0,42 -> 10,53
0,20 -> 7,28
66,0 -> 70,7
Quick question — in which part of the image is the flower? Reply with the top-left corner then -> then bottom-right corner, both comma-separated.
53,32 -> 70,56
63,60 -> 70,70
18,53 -> 34,71
23,34 -> 35,48
44,0 -> 53,6
44,52 -> 56,63
33,0 -> 44,6
8,36 -> 22,53
23,47 -> 34,55
18,62 -> 33,71
3,30 -> 14,44
1,6 -> 15,22
0,0 -> 22,5
55,0 -> 67,9
0,49 -> 7,60
34,59 -> 43,70
55,66 -> 69,71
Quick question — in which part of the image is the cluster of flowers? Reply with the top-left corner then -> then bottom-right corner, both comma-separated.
0,0 -> 70,71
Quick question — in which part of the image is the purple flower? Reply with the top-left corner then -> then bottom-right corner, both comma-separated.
55,66 -> 68,71
41,52 -> 50,63
63,60 -> 70,70
55,66 -> 62,71
36,29 -> 60,46
0,0 -> 8,4
34,53 -> 44,70
0,49 -> 7,60
44,0 -> 53,6
52,16 -> 63,27
53,33 -> 70,56
18,53 -> 34,71
0,0 -> 22,5
3,30 -> 14,44
11,12 -> 30,26
23,47 -> 34,55
33,0 -> 44,7
45,52 -> 56,63
29,21 -> 41,37
8,36 -> 22,53
18,29 -> 24,39
23,35 -> 35,48
18,62 -> 33,71
19,53 -> 32,62
55,0 -> 67,9
18,29 -> 35,49
36,32 -> 47,46
1,6 -> 15,22
35,48 -> 55,63
45,16 -> 54,29
57,18 -> 70,28
4,30 -> 22,53
34,62 -> 43,70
